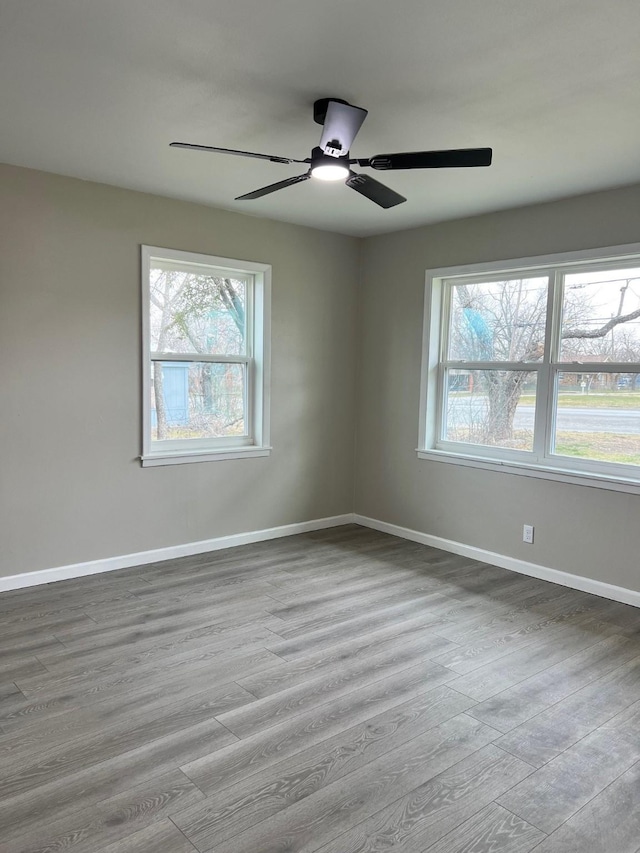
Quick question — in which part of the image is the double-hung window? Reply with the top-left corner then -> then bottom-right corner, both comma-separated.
419,244 -> 640,489
141,246 -> 270,466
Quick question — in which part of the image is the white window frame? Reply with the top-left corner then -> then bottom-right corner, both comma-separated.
418,243 -> 640,495
141,246 -> 271,467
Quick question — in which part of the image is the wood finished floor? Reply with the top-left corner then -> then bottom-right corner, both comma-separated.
1,525 -> 640,853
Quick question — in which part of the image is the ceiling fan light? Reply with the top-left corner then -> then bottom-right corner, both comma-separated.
311,163 -> 350,181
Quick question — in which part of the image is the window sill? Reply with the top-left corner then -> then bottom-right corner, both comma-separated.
416,448 -> 640,495
141,447 -> 272,467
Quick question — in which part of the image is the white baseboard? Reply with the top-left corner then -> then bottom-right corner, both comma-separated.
0,514 -> 356,593
6,511 -> 638,610
354,514 -> 640,610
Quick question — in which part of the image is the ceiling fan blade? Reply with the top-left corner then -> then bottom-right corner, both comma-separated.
345,173 -> 406,209
170,142 -> 306,165
363,148 -> 493,170
319,101 -> 368,157
235,173 -> 311,201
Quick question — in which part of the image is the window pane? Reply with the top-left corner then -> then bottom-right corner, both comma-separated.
553,372 -> 640,466
560,267 -> 640,362
443,369 -> 537,451
151,362 -> 246,441
448,277 -> 548,362
149,262 -> 248,356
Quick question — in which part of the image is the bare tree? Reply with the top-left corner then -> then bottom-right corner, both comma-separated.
149,270 -> 245,439
450,275 -> 640,445
452,279 -> 546,443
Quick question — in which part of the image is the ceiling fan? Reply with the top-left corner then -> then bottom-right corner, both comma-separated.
171,98 -> 492,209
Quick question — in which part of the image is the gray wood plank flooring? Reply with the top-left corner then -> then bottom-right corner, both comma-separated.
1,525 -> 640,852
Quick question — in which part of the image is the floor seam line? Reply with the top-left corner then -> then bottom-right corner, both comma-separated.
168,815 -> 202,852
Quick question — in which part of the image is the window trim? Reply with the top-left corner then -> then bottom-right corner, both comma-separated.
418,242 -> 640,493
140,246 -> 271,467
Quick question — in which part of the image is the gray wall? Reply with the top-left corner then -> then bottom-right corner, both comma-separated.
2,162 -> 639,593
0,164 -> 359,578
356,184 -> 640,593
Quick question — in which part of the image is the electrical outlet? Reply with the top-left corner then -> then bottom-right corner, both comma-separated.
523,524 -> 534,544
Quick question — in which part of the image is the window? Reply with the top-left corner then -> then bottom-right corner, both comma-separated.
419,244 -> 640,490
141,246 -> 270,466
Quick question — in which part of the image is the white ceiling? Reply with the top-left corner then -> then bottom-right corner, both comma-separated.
1,0 -> 639,237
